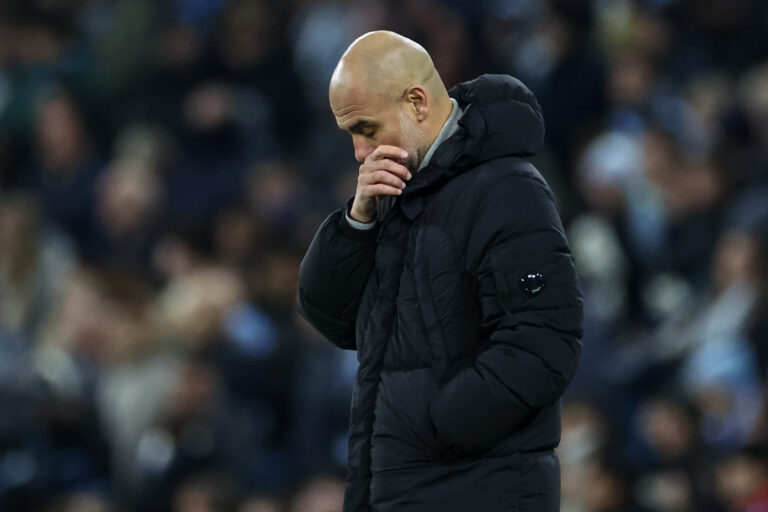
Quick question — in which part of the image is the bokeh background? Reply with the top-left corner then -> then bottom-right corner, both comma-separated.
2,0 -> 768,511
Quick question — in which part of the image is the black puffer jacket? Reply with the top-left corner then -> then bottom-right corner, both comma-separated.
298,74 -> 583,512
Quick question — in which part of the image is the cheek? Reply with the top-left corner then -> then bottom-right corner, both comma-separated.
376,130 -> 404,147
396,122 -> 425,169
399,113 -> 428,146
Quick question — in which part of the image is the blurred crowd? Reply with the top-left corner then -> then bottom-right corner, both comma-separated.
1,0 -> 768,511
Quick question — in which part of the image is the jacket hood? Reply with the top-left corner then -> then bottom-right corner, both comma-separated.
402,75 -> 544,203
449,74 -> 545,161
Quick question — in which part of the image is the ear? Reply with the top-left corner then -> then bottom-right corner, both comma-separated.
405,86 -> 429,122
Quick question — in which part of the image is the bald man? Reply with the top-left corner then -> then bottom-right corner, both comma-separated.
298,31 -> 583,512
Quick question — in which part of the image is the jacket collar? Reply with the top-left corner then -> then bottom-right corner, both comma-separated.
399,74 -> 545,220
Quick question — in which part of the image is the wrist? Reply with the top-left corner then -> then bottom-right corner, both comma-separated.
349,205 -> 375,223
338,199 -> 380,241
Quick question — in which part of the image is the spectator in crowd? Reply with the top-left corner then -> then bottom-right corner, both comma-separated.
171,472 -> 244,512
22,90 -> 104,248
715,447 -> 768,512
288,475 -> 344,512
238,495 -> 285,512
0,193 -> 75,340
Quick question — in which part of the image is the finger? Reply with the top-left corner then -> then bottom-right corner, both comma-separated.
363,170 -> 406,190
363,183 -> 403,196
378,158 -> 412,181
361,158 -> 411,181
369,145 -> 409,162
358,171 -> 405,192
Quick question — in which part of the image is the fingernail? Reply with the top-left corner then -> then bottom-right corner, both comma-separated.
407,173 -> 412,180
401,151 -> 408,158
401,182 -> 406,189
397,189 -> 403,194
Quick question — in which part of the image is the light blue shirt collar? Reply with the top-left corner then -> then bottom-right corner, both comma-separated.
417,98 -> 463,172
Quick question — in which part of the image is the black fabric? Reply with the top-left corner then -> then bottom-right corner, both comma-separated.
298,74 -> 583,512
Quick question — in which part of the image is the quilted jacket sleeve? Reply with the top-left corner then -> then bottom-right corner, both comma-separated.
429,171 -> 583,455
297,206 -> 379,350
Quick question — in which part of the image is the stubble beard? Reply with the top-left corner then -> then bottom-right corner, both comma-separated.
398,109 -> 426,173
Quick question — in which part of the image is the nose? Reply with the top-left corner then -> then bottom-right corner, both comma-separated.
353,136 -> 375,163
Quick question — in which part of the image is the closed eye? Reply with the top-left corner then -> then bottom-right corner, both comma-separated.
346,120 -> 379,138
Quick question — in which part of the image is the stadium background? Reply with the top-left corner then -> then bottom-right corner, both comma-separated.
1,0 -> 768,511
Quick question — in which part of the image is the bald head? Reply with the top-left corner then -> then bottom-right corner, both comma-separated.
331,31 -> 447,104
329,31 -> 452,168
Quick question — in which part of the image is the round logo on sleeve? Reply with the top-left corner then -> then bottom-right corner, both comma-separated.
519,273 -> 545,296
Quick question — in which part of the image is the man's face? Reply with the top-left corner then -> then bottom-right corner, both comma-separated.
330,84 -> 425,172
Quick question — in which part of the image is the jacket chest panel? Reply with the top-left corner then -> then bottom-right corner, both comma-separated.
411,225 -> 481,366
372,220 -> 482,371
